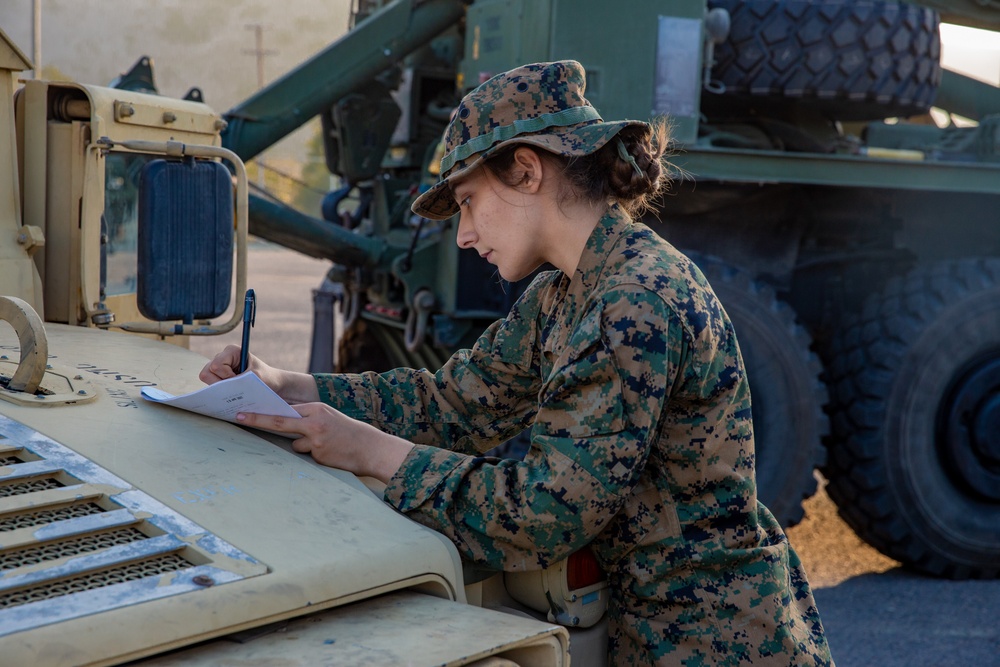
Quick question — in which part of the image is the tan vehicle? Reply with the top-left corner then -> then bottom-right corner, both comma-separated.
0,28 -> 608,667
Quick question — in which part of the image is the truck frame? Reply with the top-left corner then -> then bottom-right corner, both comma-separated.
216,0 -> 1000,578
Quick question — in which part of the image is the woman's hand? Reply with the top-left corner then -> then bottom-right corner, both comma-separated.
236,403 -> 414,483
199,345 -> 320,404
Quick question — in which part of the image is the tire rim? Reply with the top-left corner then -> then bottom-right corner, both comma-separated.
937,352 -> 1000,502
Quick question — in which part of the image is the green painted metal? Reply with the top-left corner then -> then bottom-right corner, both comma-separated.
221,0 -> 466,161
936,68 -> 1000,122
461,0 -> 705,144
248,194 -> 391,266
673,144 -> 1000,194
917,0 -> 1000,32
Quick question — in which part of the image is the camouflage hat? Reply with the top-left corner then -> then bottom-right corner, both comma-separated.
411,60 -> 646,220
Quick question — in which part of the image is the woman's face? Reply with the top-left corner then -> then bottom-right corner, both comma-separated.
451,166 -> 545,283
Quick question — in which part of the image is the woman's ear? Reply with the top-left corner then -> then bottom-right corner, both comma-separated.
511,146 -> 544,193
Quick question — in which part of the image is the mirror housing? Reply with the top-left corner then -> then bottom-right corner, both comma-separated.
137,158 -> 233,322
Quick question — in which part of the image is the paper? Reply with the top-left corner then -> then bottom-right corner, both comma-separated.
141,372 -> 302,425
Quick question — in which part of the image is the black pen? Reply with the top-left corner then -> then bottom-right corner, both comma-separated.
238,289 -> 255,374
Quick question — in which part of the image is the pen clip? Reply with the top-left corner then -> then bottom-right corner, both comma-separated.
245,289 -> 256,327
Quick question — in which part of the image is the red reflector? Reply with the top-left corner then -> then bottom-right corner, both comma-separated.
567,547 -> 606,590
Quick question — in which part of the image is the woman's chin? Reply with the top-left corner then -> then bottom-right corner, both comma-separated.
498,268 -> 526,282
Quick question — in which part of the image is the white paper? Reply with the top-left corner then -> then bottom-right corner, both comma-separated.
141,372 -> 302,425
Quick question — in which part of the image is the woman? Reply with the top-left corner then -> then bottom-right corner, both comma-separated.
201,60 -> 833,666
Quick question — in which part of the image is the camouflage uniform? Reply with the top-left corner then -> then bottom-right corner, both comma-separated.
314,206 -> 833,666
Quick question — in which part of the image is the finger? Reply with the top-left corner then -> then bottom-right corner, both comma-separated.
236,411 -> 306,436
199,364 -> 227,384
290,436 -> 312,454
200,347 -> 242,384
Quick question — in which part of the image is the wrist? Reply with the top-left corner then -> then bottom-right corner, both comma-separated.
363,432 -> 413,483
273,370 -> 321,404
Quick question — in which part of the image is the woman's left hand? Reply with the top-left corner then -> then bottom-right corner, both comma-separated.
236,404 -> 413,483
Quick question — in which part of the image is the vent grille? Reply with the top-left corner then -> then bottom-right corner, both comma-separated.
0,501 -> 105,532
0,553 -> 193,609
0,415 -> 266,637
0,526 -> 149,571
0,476 -> 63,497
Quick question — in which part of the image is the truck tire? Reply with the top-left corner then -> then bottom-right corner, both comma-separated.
824,260 -> 1000,578
706,0 -> 941,121
693,255 -> 828,527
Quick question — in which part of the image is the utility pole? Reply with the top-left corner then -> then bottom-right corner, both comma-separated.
32,0 -> 42,78
243,24 -> 278,188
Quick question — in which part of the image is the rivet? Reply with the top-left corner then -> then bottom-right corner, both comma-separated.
78,390 -> 87,395
74,375 -> 83,380
35,394 -> 46,400
0,356 -> 7,360
192,575 -> 215,587
46,364 -> 52,369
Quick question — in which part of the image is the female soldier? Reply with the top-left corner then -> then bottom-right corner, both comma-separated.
201,60 -> 833,666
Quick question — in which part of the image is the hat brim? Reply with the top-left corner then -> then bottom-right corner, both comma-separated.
411,119 -> 646,220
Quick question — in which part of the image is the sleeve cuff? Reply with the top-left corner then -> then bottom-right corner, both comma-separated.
384,444 -> 471,512
312,373 -> 373,420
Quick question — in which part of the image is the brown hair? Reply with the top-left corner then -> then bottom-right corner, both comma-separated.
484,118 -> 674,218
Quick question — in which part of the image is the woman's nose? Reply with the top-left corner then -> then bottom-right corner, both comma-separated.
456,214 -> 477,249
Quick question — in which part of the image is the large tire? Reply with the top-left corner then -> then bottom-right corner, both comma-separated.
706,0 -> 941,121
824,260 -> 1000,578
694,255 -> 828,527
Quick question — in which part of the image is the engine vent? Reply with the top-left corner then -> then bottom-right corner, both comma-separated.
1,552 -> 191,608
0,415 -> 267,637
0,525 -> 150,573
0,500 -> 105,533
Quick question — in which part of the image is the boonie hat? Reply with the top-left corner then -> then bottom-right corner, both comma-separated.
411,60 -> 647,220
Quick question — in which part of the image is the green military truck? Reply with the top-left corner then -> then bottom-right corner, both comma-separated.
213,0 -> 1000,579
0,25 -> 609,666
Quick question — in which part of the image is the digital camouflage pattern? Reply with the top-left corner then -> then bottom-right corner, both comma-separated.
411,60 -> 644,220
314,207 -> 833,666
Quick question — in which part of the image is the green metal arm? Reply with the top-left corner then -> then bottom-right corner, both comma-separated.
221,0 -> 467,162
916,0 -> 1000,32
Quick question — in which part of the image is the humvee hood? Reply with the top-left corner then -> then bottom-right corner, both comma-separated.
0,325 -> 464,666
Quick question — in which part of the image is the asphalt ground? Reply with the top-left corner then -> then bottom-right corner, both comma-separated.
190,242 -> 1000,667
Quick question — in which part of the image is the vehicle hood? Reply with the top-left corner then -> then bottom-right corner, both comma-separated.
0,324 -> 463,666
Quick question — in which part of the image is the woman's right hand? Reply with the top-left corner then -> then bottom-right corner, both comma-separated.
198,345 -> 320,404
199,344 -> 260,383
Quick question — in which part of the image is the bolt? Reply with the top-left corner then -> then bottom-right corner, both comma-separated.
162,111 -> 177,123
0,355 -> 7,360
78,390 -> 87,395
35,394 -> 46,400
120,104 -> 135,117
46,364 -> 52,369
74,375 -> 83,380
192,575 -> 215,587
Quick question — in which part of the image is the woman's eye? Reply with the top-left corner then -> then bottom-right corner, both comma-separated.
460,196 -> 471,208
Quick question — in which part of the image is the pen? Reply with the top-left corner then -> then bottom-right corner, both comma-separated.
238,288 -> 255,374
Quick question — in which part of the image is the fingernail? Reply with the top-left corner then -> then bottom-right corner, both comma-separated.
236,413 -> 246,422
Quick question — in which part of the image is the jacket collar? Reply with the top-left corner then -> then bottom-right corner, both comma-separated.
566,205 -> 632,299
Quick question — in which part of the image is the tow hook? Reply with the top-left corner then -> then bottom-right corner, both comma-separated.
404,289 -> 436,352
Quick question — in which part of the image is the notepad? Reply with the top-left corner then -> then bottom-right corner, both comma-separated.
141,371 -> 301,425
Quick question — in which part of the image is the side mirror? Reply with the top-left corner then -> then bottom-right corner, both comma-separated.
136,158 -> 233,322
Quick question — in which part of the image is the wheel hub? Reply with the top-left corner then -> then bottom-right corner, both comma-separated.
939,355 -> 1000,501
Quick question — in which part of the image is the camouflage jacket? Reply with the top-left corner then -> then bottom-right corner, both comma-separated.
314,208 -> 833,666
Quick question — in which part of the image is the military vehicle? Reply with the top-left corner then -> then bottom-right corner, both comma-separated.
0,24 -> 614,667
4,0 -> 1000,661
210,0 -> 1000,579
